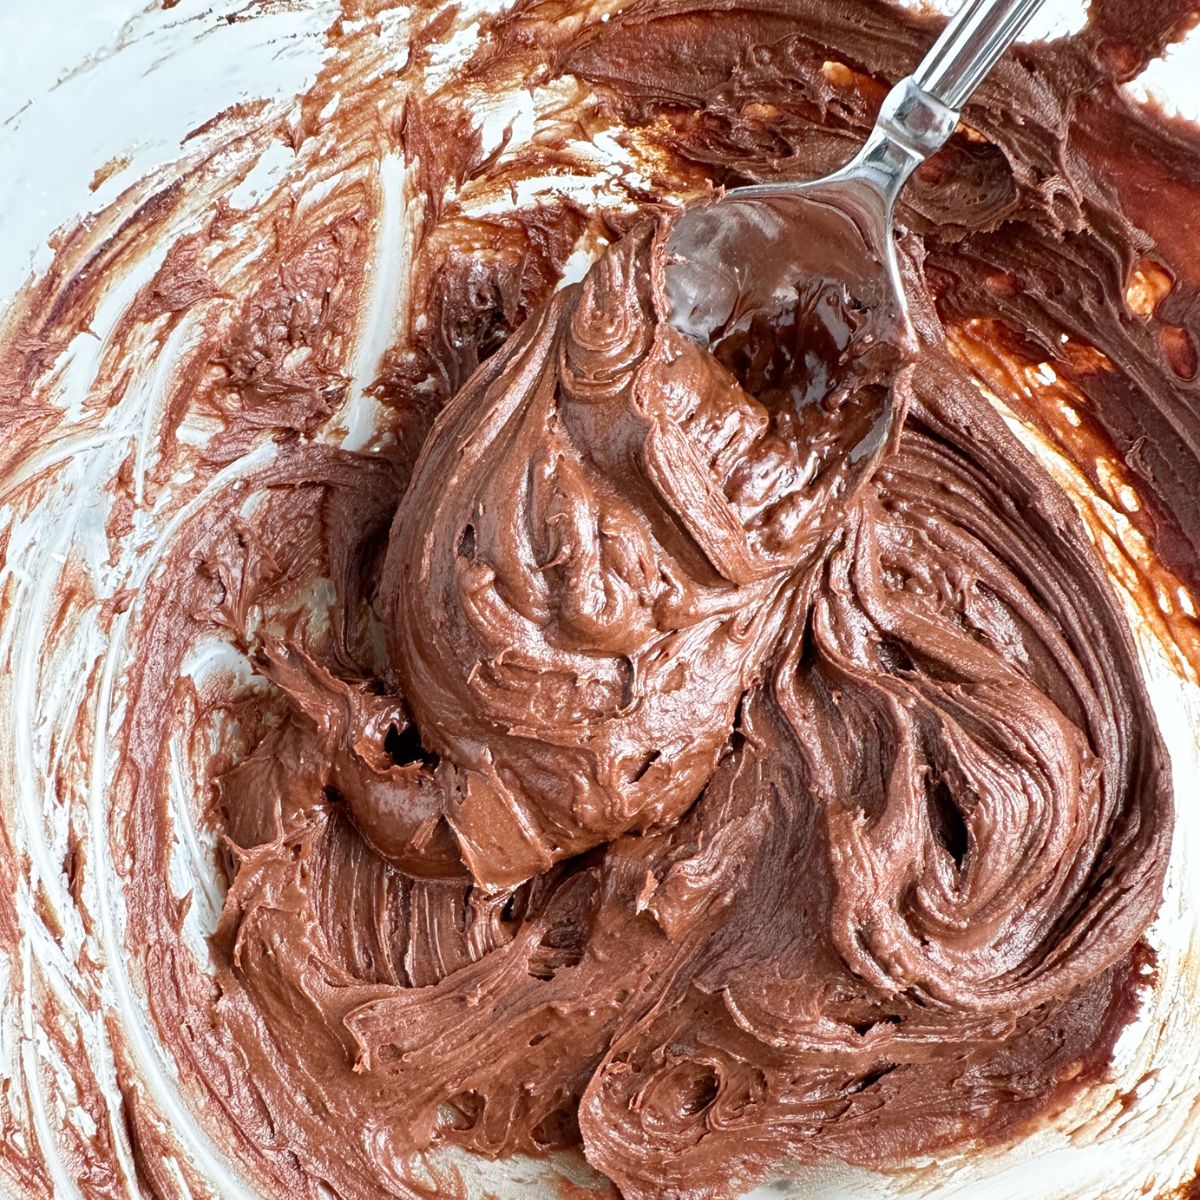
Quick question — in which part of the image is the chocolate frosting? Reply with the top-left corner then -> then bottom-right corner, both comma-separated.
207,208 -> 1168,1198
351,221 -> 901,887
1,0 -> 1197,1198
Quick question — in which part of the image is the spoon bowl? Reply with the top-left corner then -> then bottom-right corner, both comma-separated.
663,0 -> 1046,371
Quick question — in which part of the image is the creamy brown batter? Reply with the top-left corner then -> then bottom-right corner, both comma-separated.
2,0 -> 1200,1198
208,218 -> 1170,1199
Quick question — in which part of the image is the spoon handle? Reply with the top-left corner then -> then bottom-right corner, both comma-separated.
838,0 -> 1046,201
912,0 -> 1046,113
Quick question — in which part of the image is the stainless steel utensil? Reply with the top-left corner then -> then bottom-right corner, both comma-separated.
664,0 -> 1046,355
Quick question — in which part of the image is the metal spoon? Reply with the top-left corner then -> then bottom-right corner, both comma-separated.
665,0 -> 1046,364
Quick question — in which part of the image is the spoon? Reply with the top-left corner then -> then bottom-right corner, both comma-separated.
665,0 -> 1046,373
